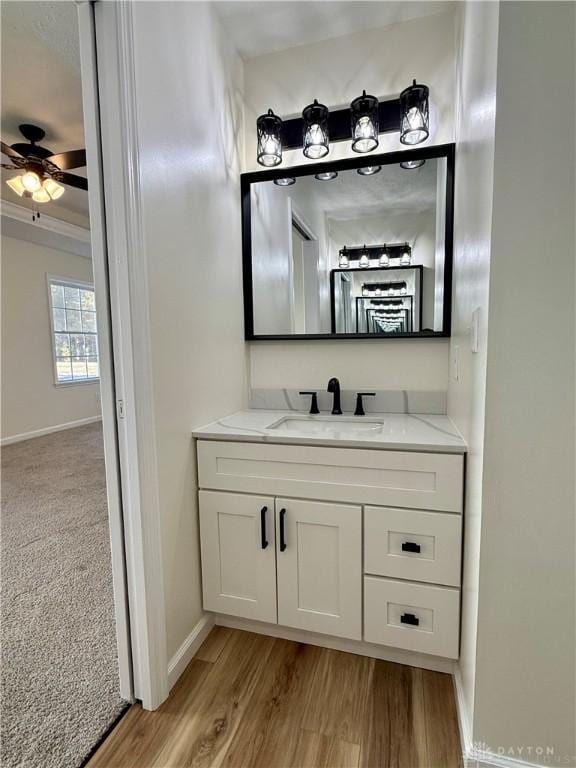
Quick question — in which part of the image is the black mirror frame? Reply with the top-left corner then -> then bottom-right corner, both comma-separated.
241,142 -> 455,341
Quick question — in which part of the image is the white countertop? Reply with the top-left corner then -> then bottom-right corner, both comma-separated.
192,410 -> 467,454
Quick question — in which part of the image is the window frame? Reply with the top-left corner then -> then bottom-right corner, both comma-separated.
46,274 -> 101,387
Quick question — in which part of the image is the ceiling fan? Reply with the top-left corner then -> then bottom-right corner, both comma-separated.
2,123 -> 87,213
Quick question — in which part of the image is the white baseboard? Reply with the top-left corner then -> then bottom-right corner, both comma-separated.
215,614 -> 455,674
454,664 -> 473,755
167,614 -> 215,690
463,749 -> 552,768
1,416 -> 102,446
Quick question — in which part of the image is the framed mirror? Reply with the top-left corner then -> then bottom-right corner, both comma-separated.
241,144 -> 454,340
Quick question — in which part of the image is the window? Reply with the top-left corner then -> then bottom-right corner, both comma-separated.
48,277 -> 100,384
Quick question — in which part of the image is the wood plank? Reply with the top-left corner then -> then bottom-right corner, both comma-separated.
359,660 -> 421,768
290,731 -> 360,768
152,629 -> 276,768
422,669 -> 463,768
86,659 -> 211,768
195,625 -> 232,663
302,648 -> 374,743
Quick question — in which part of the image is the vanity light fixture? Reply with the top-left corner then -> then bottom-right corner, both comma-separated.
350,90 -> 379,153
399,80 -> 429,145
400,243 -> 412,265
359,245 -> 370,268
400,158 -> 426,170
315,171 -> 338,181
256,108 -> 283,167
302,99 -> 330,159
357,165 -> 381,176
339,247 -> 350,268
273,177 -> 295,186
379,248 -> 390,267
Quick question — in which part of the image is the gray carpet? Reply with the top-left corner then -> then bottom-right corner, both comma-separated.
1,422 -> 128,768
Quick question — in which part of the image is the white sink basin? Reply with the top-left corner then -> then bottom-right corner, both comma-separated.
266,415 -> 385,437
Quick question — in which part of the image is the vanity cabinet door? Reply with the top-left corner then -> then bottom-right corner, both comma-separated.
199,490 -> 277,623
276,498 -> 361,640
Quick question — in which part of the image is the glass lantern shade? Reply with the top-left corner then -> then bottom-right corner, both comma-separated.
339,248 -> 350,268
400,158 -> 426,170
400,80 -> 429,145
257,108 -> 283,167
379,250 -> 390,267
302,100 -> 329,159
315,171 -> 337,181
359,247 -> 370,268
43,178 -> 65,200
401,245 -> 412,265
6,175 -> 26,197
350,91 -> 379,153
273,177 -> 295,187
358,165 -> 381,176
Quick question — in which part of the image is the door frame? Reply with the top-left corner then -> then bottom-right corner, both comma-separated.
77,1 -> 169,710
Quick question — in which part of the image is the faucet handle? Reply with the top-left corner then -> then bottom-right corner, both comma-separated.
354,392 -> 376,416
299,391 -> 320,415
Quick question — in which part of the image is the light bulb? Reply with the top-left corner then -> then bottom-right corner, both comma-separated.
401,250 -> 411,265
359,247 -> 369,268
43,178 -> 65,200
315,171 -> 338,181
339,249 -> 349,268
21,171 -> 42,193
357,166 -> 381,176
353,116 -> 377,153
379,251 -> 389,267
32,188 -> 51,203
400,286 -> 407,295
6,175 -> 26,197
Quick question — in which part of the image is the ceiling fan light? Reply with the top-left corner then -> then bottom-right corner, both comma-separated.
6,175 -> 26,197
43,178 -> 65,200
32,187 -> 51,203
21,170 -> 42,193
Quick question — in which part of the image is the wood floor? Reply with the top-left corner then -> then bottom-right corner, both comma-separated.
87,627 -> 462,768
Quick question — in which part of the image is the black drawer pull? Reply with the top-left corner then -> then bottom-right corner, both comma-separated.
279,508 -> 287,552
400,612 -> 420,626
401,541 -> 421,554
260,506 -> 268,550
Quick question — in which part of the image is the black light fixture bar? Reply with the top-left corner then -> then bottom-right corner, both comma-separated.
341,242 -> 410,261
363,281 -> 407,292
281,99 -> 401,151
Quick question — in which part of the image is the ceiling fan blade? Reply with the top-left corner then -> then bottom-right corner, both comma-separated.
1,141 -> 23,160
56,171 -> 88,191
49,149 -> 86,170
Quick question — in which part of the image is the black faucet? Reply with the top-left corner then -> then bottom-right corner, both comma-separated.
327,377 -> 342,415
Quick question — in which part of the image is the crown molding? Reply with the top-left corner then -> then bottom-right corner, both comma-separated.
1,200 -> 91,258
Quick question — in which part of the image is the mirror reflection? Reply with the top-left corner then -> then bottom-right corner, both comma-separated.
249,155 -> 449,337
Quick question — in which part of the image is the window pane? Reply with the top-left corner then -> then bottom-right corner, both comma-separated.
66,309 -> 82,332
64,286 -> 81,310
71,358 -> 88,380
52,307 -> 66,332
56,358 -> 72,382
54,333 -> 71,357
51,283 -> 65,308
84,335 -> 98,356
87,357 -> 99,378
69,334 -> 85,357
82,311 -> 97,333
80,289 -> 95,311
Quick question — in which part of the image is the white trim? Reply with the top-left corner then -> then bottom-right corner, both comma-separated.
167,615 -> 215,690
214,615 -> 455,674
1,200 -> 91,258
454,664 -> 473,755
94,0 -> 169,710
77,1 -> 134,702
1,416 -> 101,447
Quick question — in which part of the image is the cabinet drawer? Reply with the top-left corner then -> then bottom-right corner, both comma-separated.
364,506 -> 461,587
364,576 -> 460,659
197,440 -> 463,512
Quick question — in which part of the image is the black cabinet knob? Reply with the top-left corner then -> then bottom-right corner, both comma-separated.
401,541 -> 421,554
400,612 -> 420,626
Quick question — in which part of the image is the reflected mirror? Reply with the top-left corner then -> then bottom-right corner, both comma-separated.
242,146 -> 454,339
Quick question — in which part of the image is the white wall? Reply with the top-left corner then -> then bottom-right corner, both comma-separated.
1,234 -> 100,440
244,11 -> 457,390
474,3 -> 575,762
447,0 -> 499,739
128,1 -> 248,659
